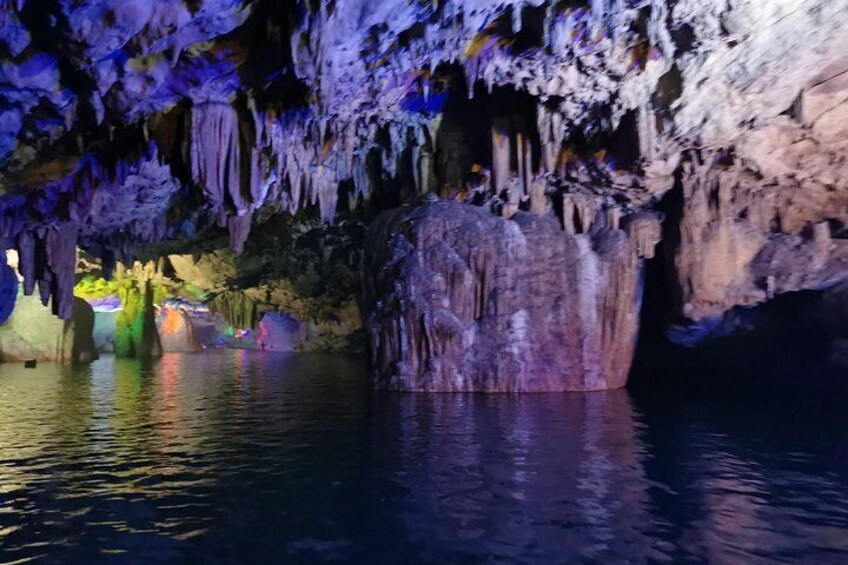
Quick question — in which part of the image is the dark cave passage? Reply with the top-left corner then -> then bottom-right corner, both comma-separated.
630,275 -> 848,395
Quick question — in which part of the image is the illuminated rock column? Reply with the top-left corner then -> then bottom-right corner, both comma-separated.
115,278 -> 163,360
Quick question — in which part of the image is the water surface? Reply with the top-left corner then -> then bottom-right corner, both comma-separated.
1,351 -> 847,563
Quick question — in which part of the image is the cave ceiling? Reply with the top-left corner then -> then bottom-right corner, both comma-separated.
0,0 -> 847,320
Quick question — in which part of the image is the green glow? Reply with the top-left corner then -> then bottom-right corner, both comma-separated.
114,280 -> 162,360
74,276 -> 121,300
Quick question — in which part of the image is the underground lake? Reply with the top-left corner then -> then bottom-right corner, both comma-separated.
1,351 -> 847,563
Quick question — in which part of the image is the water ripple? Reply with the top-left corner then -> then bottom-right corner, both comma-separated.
0,351 -> 847,563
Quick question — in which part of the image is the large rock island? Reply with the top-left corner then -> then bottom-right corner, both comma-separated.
365,201 -> 660,391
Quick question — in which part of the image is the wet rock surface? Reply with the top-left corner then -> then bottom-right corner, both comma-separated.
364,201 -> 658,392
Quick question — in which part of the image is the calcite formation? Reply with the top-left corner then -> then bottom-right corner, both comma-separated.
668,152 -> 848,333
157,305 -> 202,353
0,257 -> 17,324
364,201 -> 660,391
115,279 -> 163,360
0,294 -> 97,363
258,312 -> 304,352
0,1 -> 845,385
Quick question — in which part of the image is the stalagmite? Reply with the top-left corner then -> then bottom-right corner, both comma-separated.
529,178 -> 549,216
492,122 -> 511,197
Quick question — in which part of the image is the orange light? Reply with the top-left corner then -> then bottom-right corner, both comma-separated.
160,307 -> 183,337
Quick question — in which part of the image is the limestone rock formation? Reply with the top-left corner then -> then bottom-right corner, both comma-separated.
667,153 -> 848,336
364,201 -> 659,392
168,218 -> 365,353
115,280 -> 163,360
258,313 -> 305,352
157,305 -> 202,353
0,259 -> 17,324
0,294 -> 98,363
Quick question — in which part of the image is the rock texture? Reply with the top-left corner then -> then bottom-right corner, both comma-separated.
0,294 -> 98,363
115,279 -> 163,360
157,305 -> 202,353
0,258 -> 16,324
167,218 -> 365,353
364,201 -> 659,391
667,152 -> 848,338
258,313 -> 305,352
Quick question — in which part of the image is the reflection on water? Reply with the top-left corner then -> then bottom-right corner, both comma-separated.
0,350 -> 847,563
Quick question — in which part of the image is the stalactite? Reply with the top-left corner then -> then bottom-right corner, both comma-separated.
562,194 -> 576,234
812,221 -> 832,270
492,121 -> 511,197
537,105 -> 565,176
209,290 -> 258,330
45,224 -> 77,319
521,134 -> 533,196
0,254 -> 17,325
623,212 -> 663,259
638,103 -> 656,162
190,103 -> 239,214
228,212 -> 253,255
314,166 -> 339,224
578,200 -> 598,233
516,131 -> 527,197
37,273 -> 51,308
16,230 -> 36,296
